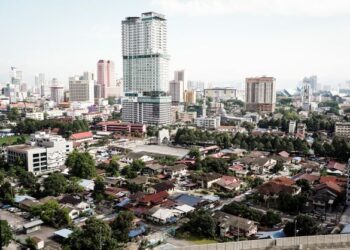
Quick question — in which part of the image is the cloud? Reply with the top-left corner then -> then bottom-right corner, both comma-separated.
151,0 -> 350,17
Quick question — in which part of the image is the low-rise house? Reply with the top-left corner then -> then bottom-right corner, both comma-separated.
23,220 -> 44,234
151,181 -> 175,194
66,207 -> 80,220
31,236 -> 44,249
229,164 -> 249,178
326,161 -> 346,175
69,131 -> 94,145
142,164 -> 165,176
138,191 -> 169,206
251,157 -> 277,174
213,175 -> 241,192
293,173 -> 320,184
313,182 -> 343,207
213,211 -> 258,238
18,198 -> 42,211
257,177 -> 301,197
163,164 -> 188,178
79,179 -> 95,191
122,152 -> 154,164
173,194 -> 204,208
105,187 -> 130,199
192,172 -> 222,189
146,207 -> 179,224
59,195 -> 91,212
127,176 -> 149,186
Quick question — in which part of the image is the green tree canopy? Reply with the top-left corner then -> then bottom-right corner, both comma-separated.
31,200 -> 71,228
43,173 -> 67,196
0,220 -> 12,247
66,150 -> 96,178
111,211 -> 134,242
284,215 -> 319,236
180,209 -> 216,238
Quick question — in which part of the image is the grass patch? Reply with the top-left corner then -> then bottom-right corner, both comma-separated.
176,232 -> 217,245
0,135 -> 29,146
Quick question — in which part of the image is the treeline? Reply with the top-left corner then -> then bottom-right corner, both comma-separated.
258,112 -> 335,133
13,118 -> 89,138
313,136 -> 350,161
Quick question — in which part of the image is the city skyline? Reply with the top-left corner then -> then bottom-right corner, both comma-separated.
1,0 -> 350,88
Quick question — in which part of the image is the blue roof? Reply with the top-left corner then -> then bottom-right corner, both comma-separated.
129,225 -> 146,238
116,198 -> 130,207
174,194 -> 203,207
15,195 -> 35,203
54,228 -> 73,239
341,224 -> 350,234
257,229 -> 286,239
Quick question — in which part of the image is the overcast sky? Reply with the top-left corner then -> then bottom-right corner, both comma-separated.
1,0 -> 350,89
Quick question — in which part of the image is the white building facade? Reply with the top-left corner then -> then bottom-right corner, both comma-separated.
122,12 -> 169,93
69,72 -> 94,104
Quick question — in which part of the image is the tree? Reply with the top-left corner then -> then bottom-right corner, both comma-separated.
31,200 -> 71,228
271,161 -> 284,173
0,182 -> 14,204
93,176 -> 105,201
223,202 -> 263,222
43,173 -> 67,196
284,215 -> 319,236
66,217 -> 118,250
66,177 -> 84,194
180,209 -> 216,238
0,220 -> 12,247
106,159 -> 120,177
260,210 -> 281,228
66,150 -> 96,178
130,159 -> 145,172
296,179 -> 311,193
188,147 -> 200,159
8,107 -> 20,121
18,171 -> 37,189
111,211 -> 134,242
146,126 -> 158,137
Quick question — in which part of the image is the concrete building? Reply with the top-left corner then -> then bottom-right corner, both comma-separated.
69,72 -> 94,104
122,12 -> 169,93
184,90 -> 197,104
335,122 -> 350,138
289,120 -> 297,134
187,81 -> 205,91
25,112 -> 44,121
303,75 -> 318,93
245,77 -> 276,113
296,123 -> 307,139
169,80 -> 184,103
97,60 -> 115,98
194,116 -> 221,129
6,132 -> 73,175
204,87 -> 237,102
122,92 -> 171,125
50,86 -> 64,104
301,81 -> 312,111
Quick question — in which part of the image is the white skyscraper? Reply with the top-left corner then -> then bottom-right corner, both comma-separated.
122,12 -> 169,93
69,72 -> 94,104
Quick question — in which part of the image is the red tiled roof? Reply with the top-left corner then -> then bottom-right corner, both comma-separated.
327,161 -> 346,172
319,176 -> 347,187
294,173 -> 319,183
70,131 -> 93,140
314,182 -> 343,194
272,176 -> 295,186
278,151 -> 290,158
138,191 -> 168,205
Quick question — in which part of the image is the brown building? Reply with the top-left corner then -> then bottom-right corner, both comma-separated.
245,76 -> 276,113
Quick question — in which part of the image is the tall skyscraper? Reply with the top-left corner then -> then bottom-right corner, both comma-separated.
245,76 -> 276,113
97,60 -> 115,98
169,80 -> 184,103
69,72 -> 94,104
303,75 -> 318,93
50,86 -> 64,104
122,12 -> 169,93
301,81 -> 312,111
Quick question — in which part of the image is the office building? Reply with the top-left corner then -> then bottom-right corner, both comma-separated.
105,79 -> 123,98
174,70 -> 187,88
122,92 -> 171,125
97,60 -> 115,98
69,72 -> 94,104
289,120 -> 297,134
303,75 -> 318,93
122,12 -> 169,93
301,80 -> 312,111
184,90 -> 196,105
6,132 -> 73,175
169,80 -> 184,103
194,116 -> 221,130
245,77 -> 276,113
187,81 -> 205,91
204,87 -> 237,102
335,122 -> 350,138
50,86 -> 64,104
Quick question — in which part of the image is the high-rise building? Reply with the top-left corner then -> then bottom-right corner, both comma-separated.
301,81 -> 312,111
245,77 -> 276,113
187,81 -> 205,91
174,70 -> 187,88
122,91 -> 171,125
289,120 -> 297,134
97,60 -> 115,98
122,12 -> 169,93
69,72 -> 94,104
303,75 -> 318,93
184,90 -> 197,104
50,86 -> 64,104
169,80 -> 184,103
